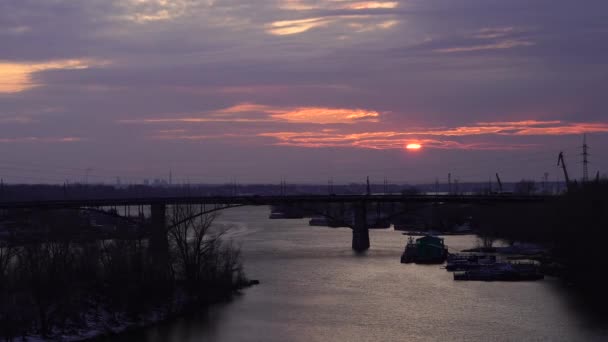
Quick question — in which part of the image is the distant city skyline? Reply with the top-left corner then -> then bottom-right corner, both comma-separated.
1,1 -> 607,184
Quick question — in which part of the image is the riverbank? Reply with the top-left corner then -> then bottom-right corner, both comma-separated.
8,279 -> 260,342
84,279 -> 260,342
0,208 -> 248,341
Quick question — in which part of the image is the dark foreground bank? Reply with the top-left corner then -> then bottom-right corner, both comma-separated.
0,206 -> 247,341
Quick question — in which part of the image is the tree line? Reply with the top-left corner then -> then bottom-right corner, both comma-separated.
0,205 -> 247,341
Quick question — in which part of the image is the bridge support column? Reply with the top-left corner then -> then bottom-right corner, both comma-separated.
150,204 -> 169,264
352,201 -> 370,252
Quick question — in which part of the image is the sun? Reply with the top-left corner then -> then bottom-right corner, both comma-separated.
406,143 -> 422,150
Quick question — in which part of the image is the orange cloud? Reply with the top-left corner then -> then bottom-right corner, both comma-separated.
345,2 -> 399,10
0,59 -> 100,93
259,131 -> 535,150
279,1 -> 398,11
119,103 -> 380,125
123,109 -> 608,150
120,118 -> 271,123
258,120 -> 608,150
424,121 -> 608,136
269,1 -> 400,35
216,103 -> 281,115
271,107 -> 379,124
150,133 -> 241,141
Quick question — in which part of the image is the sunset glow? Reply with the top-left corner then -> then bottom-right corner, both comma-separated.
1,0 -> 608,186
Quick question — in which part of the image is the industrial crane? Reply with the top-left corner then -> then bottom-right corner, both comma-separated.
557,152 -> 571,191
495,173 -> 503,193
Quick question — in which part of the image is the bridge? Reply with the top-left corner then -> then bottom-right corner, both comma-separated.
0,194 -> 554,252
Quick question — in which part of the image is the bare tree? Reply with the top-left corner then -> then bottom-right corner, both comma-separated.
0,242 -> 15,283
168,205 -> 223,287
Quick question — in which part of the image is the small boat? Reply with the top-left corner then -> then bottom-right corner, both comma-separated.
446,253 -> 497,271
453,263 -> 544,281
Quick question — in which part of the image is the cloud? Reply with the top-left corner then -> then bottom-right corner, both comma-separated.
258,130 -> 537,150
267,17 -> 333,35
425,121 -> 608,136
117,0 -> 203,23
118,103 -> 380,125
345,2 -> 399,10
270,107 -> 379,123
257,120 -> 608,150
0,59 -> 99,93
0,137 -> 83,143
434,40 -> 534,53
473,27 -> 516,39
279,1 -> 399,11
1,0 -> 608,183
0,117 -> 37,124
267,0 -> 401,35
1,25 -> 31,35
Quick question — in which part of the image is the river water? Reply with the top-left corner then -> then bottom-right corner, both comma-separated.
110,206 -> 608,341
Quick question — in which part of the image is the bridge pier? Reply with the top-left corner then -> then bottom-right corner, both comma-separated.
352,201 -> 370,252
150,204 -> 169,264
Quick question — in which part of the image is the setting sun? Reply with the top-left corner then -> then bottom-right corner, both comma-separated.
406,143 -> 422,150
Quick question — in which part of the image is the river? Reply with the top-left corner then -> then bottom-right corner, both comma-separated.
108,206 -> 608,341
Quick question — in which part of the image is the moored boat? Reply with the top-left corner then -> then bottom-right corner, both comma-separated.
401,235 -> 448,264
446,253 -> 497,271
453,263 -> 544,281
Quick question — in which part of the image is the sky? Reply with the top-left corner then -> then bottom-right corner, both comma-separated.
1,0 -> 607,185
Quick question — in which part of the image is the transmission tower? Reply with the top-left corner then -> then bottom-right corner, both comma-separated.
448,173 -> 452,194
582,134 -> 589,183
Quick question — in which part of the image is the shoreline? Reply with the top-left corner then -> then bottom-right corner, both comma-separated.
17,280 -> 260,342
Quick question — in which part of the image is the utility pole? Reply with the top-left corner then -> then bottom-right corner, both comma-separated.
84,168 -> 92,185
448,173 -> 452,195
582,134 -> 589,183
366,176 -> 371,196
488,176 -> 492,194
383,176 -> 388,194
280,178 -> 287,196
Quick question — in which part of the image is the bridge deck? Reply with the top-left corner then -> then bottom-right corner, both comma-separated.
0,194 -> 555,210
